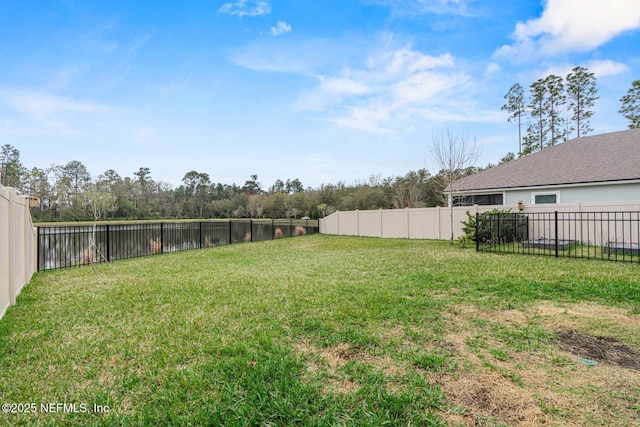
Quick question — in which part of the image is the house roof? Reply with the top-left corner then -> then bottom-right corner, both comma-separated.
449,128 -> 640,193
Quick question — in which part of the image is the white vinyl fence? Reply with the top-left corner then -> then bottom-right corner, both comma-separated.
0,185 -> 37,320
319,201 -> 640,241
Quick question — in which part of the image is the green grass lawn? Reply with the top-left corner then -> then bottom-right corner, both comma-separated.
1,235 -> 639,426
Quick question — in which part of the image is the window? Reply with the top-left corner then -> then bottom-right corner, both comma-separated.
533,193 -> 558,204
473,194 -> 503,206
453,193 -> 503,206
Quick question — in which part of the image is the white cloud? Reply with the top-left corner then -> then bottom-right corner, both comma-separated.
367,0 -> 477,16
484,62 -> 500,76
301,45 -> 474,135
587,59 -> 629,77
219,0 -> 271,17
496,0 -> 640,58
271,21 -> 291,36
0,89 -> 106,116
230,35 -> 496,135
332,102 -> 395,135
317,75 -> 372,96
0,89 -> 127,137
229,37 -> 344,74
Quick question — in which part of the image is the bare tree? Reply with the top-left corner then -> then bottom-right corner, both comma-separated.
429,130 -> 481,244
83,181 -> 117,271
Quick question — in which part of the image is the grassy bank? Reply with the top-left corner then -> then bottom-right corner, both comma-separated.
1,235 -> 638,426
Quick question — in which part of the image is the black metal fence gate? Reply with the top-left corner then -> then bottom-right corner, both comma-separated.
37,219 -> 319,271
476,211 -> 640,263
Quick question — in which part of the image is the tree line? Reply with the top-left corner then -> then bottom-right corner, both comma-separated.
502,67 -> 640,156
2,144 -> 486,222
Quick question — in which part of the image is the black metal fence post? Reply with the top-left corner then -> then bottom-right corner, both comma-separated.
554,211 -> 559,258
160,222 -> 164,254
511,214 -> 516,252
475,212 -> 479,252
106,224 -> 110,262
37,226 -> 41,270
496,212 -> 501,249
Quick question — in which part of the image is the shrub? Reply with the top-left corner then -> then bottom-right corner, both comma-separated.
274,228 -> 283,239
294,226 -> 307,236
458,211 -> 476,247
478,209 -> 528,244
461,209 -> 529,245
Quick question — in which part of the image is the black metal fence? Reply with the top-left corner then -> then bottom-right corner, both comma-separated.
37,219 -> 319,271
476,211 -> 640,263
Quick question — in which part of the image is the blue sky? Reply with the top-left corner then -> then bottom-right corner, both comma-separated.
2,0 -> 639,189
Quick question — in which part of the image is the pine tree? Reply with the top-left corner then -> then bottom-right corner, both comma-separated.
619,79 -> 640,129
544,74 -> 566,147
501,83 -> 526,156
566,66 -> 598,138
0,144 -> 27,189
523,78 -> 548,155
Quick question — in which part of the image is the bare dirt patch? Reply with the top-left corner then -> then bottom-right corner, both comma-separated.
557,328 -> 640,370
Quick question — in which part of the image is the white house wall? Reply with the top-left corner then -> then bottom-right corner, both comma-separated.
505,182 -> 640,205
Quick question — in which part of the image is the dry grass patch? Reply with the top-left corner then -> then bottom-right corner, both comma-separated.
438,372 -> 552,426
293,341 -> 362,395
425,300 -> 640,426
533,302 -> 636,324
293,341 -> 407,395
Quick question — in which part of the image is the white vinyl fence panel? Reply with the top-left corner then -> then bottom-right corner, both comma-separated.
319,201 -> 640,243
0,185 -> 37,320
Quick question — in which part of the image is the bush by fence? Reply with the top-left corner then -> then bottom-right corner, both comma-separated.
0,186 -> 37,319
474,209 -> 529,244
477,210 -> 640,263
37,219 -> 319,271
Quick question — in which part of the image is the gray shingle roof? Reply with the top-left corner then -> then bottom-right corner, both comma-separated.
450,128 -> 640,192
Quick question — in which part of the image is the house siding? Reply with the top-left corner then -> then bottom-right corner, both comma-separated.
504,182 -> 640,205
